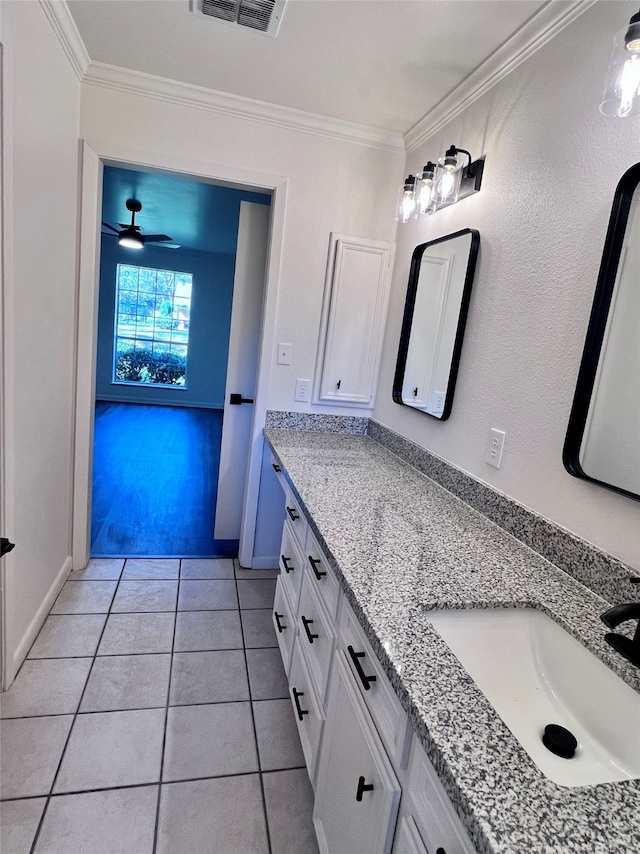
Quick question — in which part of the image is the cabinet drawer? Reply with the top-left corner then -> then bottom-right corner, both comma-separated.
289,636 -> 325,786
283,484 -> 307,551
279,521 -> 305,613
406,735 -> 475,854
297,571 -> 336,705
304,529 -> 340,621
340,599 -> 410,769
273,575 -> 296,677
314,652 -> 401,854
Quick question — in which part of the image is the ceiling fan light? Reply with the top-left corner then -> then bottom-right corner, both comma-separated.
119,228 -> 144,249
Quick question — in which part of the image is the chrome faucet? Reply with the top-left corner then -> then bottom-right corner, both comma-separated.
601,603 -> 640,668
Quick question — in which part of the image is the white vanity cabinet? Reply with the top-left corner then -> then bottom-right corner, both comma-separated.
270,454 -> 476,854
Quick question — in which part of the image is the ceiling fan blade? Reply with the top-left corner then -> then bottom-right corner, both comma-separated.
143,234 -> 173,242
101,221 -> 120,234
147,242 -> 181,250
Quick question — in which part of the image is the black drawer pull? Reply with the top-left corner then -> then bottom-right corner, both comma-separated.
301,615 -> 319,644
347,645 -> 377,691
436,849 -> 446,854
1,538 -> 15,557
272,463 -> 281,473
286,506 -> 300,521
274,611 -> 286,633
355,775 -> 374,802
292,687 -> 308,722
281,555 -> 294,574
308,555 -> 327,580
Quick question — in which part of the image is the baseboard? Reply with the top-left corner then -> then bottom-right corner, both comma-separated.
250,556 -> 279,570
9,556 -> 72,683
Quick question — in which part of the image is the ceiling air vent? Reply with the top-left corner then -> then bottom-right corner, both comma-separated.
191,0 -> 286,38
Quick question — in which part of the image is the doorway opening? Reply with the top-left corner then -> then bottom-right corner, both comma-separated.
91,164 -> 271,559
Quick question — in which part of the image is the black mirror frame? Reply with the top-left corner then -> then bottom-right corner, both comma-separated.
393,228 -> 480,421
563,162 -> 640,502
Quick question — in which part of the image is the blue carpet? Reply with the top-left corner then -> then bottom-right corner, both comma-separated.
91,401 -> 238,558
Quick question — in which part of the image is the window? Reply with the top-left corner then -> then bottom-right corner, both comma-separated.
113,264 -> 193,388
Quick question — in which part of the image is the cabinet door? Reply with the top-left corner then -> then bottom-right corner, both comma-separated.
393,816 -> 429,854
315,233 -> 393,407
273,575 -> 296,677
314,653 -> 401,854
289,635 -> 325,786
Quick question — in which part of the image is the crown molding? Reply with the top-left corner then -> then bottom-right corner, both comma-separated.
82,62 -> 405,153
404,0 -> 598,153
40,0 -> 90,80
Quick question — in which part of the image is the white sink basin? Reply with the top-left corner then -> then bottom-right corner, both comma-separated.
426,607 -> 640,787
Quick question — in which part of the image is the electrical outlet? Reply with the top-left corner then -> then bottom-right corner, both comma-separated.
277,343 -> 291,365
485,428 -> 506,469
294,378 -> 311,402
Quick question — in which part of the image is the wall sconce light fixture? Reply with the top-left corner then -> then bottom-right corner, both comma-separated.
396,145 -> 484,222
600,6 -> 640,117
395,175 -> 418,223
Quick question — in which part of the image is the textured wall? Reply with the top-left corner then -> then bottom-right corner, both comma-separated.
1,1 -> 82,680
374,1 -> 640,568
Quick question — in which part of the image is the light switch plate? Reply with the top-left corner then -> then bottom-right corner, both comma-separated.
485,428 -> 506,468
277,343 -> 291,365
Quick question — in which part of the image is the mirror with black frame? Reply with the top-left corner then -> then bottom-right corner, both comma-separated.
564,162 -> 640,501
393,229 -> 479,420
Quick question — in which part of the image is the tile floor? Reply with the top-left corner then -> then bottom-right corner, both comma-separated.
0,558 -> 320,854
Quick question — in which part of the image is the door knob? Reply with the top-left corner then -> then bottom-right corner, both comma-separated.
1,538 -> 15,557
229,393 -> 254,405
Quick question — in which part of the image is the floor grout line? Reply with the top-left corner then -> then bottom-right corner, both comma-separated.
234,558 -> 274,854
151,561 -> 180,854
28,565 -> 126,854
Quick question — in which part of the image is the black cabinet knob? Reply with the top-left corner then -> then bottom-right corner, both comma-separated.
274,611 -> 286,633
286,506 -> 300,521
281,555 -> 294,573
272,463 -> 281,473
355,775 -> 374,802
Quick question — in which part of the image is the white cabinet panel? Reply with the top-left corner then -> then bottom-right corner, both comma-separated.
314,653 -> 401,854
315,233 -> 393,407
273,575 -> 296,677
289,635 -> 326,786
393,816 -> 429,854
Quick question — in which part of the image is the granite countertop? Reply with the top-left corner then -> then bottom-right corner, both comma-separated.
264,428 -> 640,854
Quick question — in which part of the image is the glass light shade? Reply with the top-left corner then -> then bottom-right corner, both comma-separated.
395,176 -> 417,223
600,23 -> 640,117
415,164 -> 437,215
433,157 -> 463,207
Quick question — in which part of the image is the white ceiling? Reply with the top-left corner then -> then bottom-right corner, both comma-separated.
67,0 -> 548,134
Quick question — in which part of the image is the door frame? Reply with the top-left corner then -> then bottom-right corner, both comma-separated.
73,139 -> 287,568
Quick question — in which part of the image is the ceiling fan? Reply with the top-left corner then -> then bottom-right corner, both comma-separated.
101,199 -> 181,250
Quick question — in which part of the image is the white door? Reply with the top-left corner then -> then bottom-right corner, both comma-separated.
214,201 -> 270,540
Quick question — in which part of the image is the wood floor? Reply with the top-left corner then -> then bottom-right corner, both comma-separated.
91,402 -> 238,558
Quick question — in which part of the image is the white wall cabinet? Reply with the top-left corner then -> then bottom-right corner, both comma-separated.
314,233 -> 393,408
271,455 -> 476,853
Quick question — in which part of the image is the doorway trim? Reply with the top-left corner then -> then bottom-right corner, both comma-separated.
73,139 -> 287,569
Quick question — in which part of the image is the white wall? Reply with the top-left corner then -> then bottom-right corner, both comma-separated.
80,84 -> 404,415
374,1 -> 640,569
1,1 -> 81,682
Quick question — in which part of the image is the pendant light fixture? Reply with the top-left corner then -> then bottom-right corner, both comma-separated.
600,7 -> 640,117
